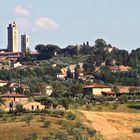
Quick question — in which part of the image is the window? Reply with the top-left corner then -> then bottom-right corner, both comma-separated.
9,103 -> 13,108
31,105 -> 34,110
37,105 -> 39,109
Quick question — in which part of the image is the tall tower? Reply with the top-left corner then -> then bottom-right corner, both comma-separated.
21,34 -> 29,53
7,21 -> 18,52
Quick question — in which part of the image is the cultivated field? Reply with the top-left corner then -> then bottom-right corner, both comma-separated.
81,111 -> 140,140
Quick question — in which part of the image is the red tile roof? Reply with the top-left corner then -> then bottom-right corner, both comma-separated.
0,92 -> 27,98
84,84 -> 111,88
0,80 -> 7,83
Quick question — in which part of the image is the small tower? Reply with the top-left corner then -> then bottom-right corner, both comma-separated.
7,21 -> 18,52
21,34 -> 29,54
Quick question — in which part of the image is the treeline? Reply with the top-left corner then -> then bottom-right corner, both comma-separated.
94,66 -> 140,86
34,39 -> 140,67
0,66 -> 60,83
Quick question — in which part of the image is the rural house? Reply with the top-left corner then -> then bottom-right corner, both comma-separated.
83,84 -> 112,96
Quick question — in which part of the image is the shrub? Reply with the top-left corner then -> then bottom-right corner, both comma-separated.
0,109 -> 3,117
97,105 -> 103,111
66,112 -> 76,120
118,95 -> 128,104
74,134 -> 88,140
16,104 -> 24,114
40,114 -> 46,122
57,119 -> 63,125
24,133 -> 38,140
73,103 -> 79,109
75,121 -> 84,129
132,127 -> 140,133
86,127 -> 96,137
86,104 -> 91,111
2,115 -> 8,123
42,136 -> 51,140
112,103 -> 118,110
43,120 -> 51,128
55,132 -> 68,140
62,98 -> 69,110
51,110 -> 65,117
23,114 -> 33,126
10,115 -> 17,122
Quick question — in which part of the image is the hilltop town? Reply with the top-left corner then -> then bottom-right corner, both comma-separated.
0,21 -> 140,140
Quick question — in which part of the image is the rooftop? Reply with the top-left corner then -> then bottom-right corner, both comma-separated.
0,92 -> 27,98
84,84 -> 111,88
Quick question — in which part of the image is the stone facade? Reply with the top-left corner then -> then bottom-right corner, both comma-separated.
7,21 -> 18,52
21,34 -> 29,53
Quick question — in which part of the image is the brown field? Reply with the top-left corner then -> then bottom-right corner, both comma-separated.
81,111 -> 140,140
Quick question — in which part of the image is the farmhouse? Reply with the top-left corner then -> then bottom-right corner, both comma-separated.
23,101 -> 45,110
0,92 -> 29,111
83,84 -> 112,96
0,80 -> 8,87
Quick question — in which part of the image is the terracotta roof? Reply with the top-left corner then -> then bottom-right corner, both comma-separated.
84,84 -> 111,88
0,80 -> 7,83
102,91 -> 115,95
0,92 -> 27,98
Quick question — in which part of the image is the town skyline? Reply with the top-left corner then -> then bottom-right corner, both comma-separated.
1,0 -> 140,52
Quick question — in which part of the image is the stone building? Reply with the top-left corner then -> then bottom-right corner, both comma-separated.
21,34 -> 29,53
7,21 -> 18,52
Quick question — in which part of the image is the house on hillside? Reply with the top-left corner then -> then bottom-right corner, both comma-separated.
0,80 -> 8,87
83,84 -> 112,96
0,92 -> 29,111
110,65 -> 131,72
23,101 -> 45,110
45,85 -> 53,96
9,82 -> 29,92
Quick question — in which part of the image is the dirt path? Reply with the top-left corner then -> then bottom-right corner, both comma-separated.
80,111 -> 140,140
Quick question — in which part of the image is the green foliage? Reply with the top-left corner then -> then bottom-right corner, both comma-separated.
43,120 -> 51,128
112,103 -> 119,110
62,98 -> 69,110
51,110 -> 65,117
86,127 -> 96,137
75,121 -> 84,129
70,84 -> 83,98
86,104 -> 92,111
55,132 -> 68,140
2,115 -> 8,123
35,44 -> 61,60
132,127 -> 140,133
66,112 -> 76,120
118,95 -> 128,104
40,114 -> 46,122
24,133 -> 38,140
16,104 -> 24,114
23,114 -> 33,126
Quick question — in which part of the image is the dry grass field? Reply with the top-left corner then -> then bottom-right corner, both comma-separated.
81,111 -> 140,140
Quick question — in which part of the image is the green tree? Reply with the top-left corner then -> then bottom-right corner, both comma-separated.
24,114 -> 33,126
70,84 -> 83,98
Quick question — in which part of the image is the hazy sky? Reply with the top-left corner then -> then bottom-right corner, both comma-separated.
0,0 -> 140,51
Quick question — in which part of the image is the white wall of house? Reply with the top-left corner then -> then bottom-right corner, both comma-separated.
23,102 -> 45,110
92,88 -> 111,96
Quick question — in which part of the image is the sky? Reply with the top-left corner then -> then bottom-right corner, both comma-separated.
0,0 -> 140,52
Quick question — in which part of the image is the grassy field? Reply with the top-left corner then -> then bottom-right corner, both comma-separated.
0,102 -> 139,140
71,102 -> 140,113
0,110 -> 103,140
